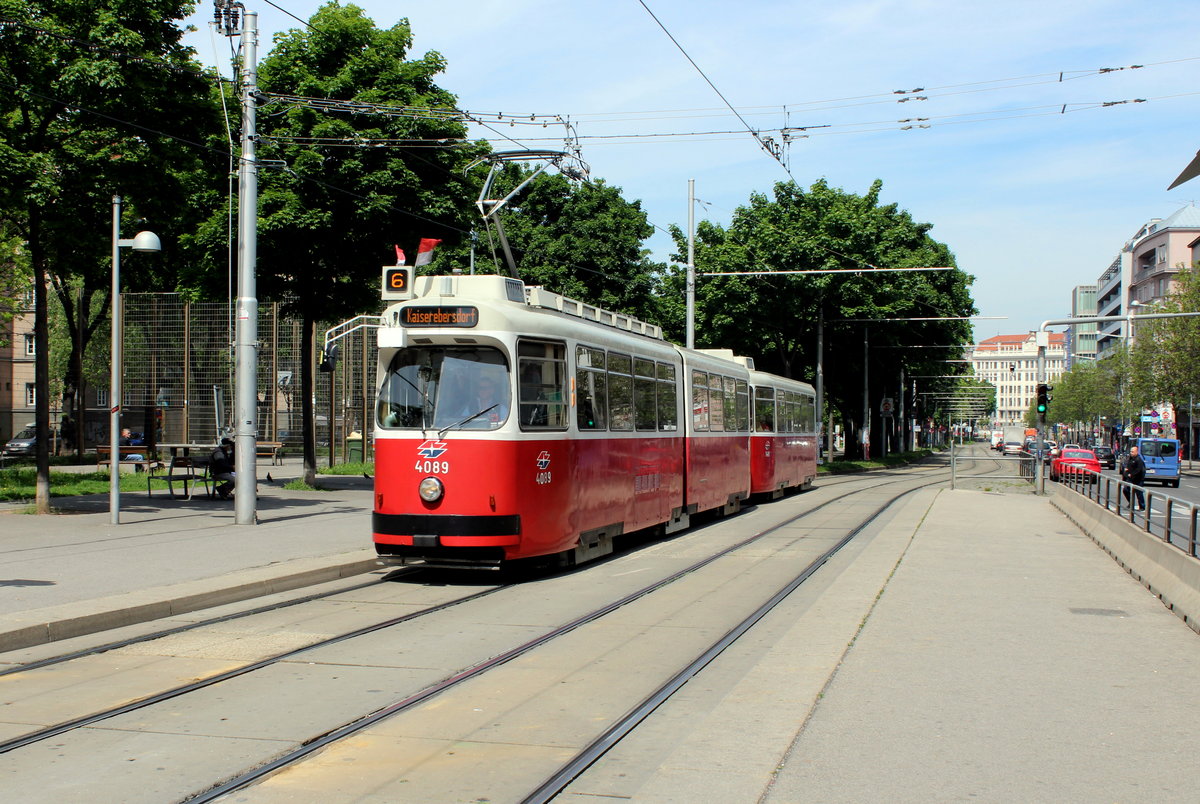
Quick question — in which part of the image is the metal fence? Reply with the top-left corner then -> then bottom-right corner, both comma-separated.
948,444 -> 1037,491
1058,468 -> 1200,557
120,294 -> 377,463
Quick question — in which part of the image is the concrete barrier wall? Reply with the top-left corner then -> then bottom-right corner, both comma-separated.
1051,490 -> 1200,634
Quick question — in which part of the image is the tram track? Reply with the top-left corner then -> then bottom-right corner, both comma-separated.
0,459 -> 940,680
0,458 -> 962,802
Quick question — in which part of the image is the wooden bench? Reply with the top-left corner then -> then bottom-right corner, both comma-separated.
146,455 -> 211,499
96,445 -> 162,473
257,441 -> 284,465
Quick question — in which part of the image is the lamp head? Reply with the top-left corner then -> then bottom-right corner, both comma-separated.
130,231 -> 161,252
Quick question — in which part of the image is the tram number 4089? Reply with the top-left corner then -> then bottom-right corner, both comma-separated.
415,460 -> 450,474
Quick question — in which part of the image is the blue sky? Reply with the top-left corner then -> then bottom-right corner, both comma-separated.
182,0 -> 1200,340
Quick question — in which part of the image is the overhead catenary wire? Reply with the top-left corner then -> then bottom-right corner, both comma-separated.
634,0 -> 793,177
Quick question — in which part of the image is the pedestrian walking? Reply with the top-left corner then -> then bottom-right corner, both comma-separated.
1121,445 -> 1146,510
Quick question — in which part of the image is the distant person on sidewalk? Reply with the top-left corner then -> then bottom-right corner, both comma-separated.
1121,444 -> 1146,510
211,437 -> 236,500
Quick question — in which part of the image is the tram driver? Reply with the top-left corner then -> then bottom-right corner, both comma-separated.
436,370 -> 509,429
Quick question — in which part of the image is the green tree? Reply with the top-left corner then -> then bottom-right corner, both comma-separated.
666,179 -> 976,458
0,220 -> 30,348
1132,265 -> 1200,434
233,2 -> 481,482
0,1 -> 219,509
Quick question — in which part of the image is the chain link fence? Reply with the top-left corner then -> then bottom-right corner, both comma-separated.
118,294 -> 376,463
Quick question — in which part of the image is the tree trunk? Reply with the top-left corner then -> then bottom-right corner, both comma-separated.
30,210 -> 51,513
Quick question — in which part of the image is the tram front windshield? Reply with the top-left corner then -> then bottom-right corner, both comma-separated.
377,346 -> 510,431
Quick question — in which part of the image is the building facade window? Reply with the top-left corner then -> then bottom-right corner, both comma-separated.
25,383 -> 35,406
96,388 -> 109,408
24,333 -> 35,356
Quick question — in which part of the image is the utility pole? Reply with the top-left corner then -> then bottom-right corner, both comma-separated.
816,307 -> 824,462
686,179 -> 695,350
218,1 -> 260,524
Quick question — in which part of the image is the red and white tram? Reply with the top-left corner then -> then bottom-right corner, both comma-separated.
371,271 -> 817,569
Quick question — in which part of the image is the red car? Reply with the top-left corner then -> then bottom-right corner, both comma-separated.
1050,448 -> 1101,483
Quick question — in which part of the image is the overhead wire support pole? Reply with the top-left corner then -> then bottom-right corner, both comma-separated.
686,179 -> 695,350
230,5 -> 259,524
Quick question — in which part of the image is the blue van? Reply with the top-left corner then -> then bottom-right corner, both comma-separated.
1136,437 -> 1180,488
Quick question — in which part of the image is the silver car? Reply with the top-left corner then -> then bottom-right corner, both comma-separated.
3,426 -> 37,456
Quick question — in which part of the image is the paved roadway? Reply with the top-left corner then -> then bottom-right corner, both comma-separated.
2,453 -> 1200,801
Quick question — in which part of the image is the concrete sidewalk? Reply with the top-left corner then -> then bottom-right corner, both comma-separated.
764,488 -> 1200,802
0,459 -> 377,651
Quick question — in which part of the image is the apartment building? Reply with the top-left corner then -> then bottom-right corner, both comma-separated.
1096,205 -> 1200,358
970,332 -> 1066,426
1,288 -> 35,442
1066,284 -> 1097,368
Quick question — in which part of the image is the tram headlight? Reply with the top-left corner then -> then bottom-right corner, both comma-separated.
418,476 -> 444,502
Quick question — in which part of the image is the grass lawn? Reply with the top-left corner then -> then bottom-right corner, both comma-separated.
0,465 -> 158,503
818,449 -> 935,474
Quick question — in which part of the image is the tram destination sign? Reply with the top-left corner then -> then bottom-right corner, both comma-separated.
401,306 -> 479,327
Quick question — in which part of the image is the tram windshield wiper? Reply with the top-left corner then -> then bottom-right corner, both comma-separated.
437,404 -> 498,438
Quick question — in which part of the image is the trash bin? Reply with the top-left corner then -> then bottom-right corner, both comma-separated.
347,431 -> 363,463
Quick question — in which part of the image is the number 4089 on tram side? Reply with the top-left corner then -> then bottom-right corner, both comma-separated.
371,270 -> 818,570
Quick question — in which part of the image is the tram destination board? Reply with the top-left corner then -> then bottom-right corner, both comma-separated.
401,306 -> 479,327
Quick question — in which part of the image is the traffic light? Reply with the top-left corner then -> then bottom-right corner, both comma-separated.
1036,383 -> 1052,414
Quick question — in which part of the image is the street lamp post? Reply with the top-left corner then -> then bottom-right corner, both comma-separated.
110,195 -> 161,525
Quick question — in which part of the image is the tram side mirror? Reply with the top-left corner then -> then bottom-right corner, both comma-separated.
319,343 -> 340,373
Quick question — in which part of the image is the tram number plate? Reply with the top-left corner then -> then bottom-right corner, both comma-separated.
415,460 -> 450,474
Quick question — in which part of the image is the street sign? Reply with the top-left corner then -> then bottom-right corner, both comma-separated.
880,397 -> 894,417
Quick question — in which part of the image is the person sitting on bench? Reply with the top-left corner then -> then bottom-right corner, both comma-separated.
211,437 -> 236,500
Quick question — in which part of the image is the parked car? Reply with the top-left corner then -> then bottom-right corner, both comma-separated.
1092,445 -> 1116,469
3,425 -> 36,457
1051,448 -> 1101,483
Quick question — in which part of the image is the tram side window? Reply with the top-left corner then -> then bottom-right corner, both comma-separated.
706,374 -> 725,431
517,340 -> 568,431
657,363 -> 678,431
634,358 -> 657,431
800,392 -> 816,432
692,370 -> 709,431
608,353 -> 634,431
779,391 -> 795,433
576,346 -> 608,430
754,387 -> 775,432
735,380 -> 749,432
717,377 -> 735,432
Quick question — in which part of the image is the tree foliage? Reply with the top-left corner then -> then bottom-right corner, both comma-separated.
0,0 -> 218,509
1132,264 -> 1200,404
225,2 -> 481,481
666,179 -> 976,457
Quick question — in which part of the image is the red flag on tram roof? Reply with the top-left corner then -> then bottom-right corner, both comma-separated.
415,238 -> 442,266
